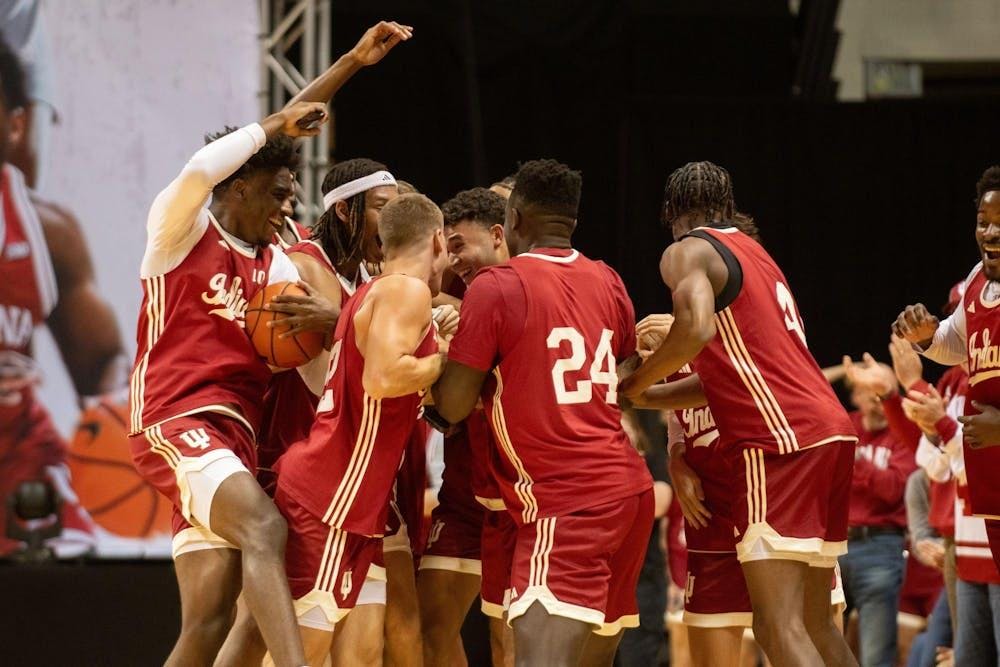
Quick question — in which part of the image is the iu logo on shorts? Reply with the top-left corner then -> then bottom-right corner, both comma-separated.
340,570 -> 353,599
179,428 -> 211,450
427,520 -> 445,547
685,573 -> 695,605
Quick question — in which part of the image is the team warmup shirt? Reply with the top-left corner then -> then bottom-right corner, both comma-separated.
923,262 -> 1000,518
683,225 -> 855,454
277,277 -> 438,536
447,248 -> 652,525
846,406 -> 917,529
129,123 -> 298,437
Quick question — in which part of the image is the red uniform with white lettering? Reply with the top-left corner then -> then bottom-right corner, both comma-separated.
448,247 -> 653,633
275,277 -> 437,625
684,225 -> 856,566
0,164 -> 94,556
257,240 -> 357,493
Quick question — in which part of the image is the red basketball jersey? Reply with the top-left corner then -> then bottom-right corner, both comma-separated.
960,266 -> 1000,518
0,165 -> 57,429
272,217 -> 310,250
276,277 -> 438,536
671,366 -> 736,552
257,239 -> 365,472
684,226 -> 855,455
452,249 -> 652,525
439,408 -> 499,513
129,216 -> 280,436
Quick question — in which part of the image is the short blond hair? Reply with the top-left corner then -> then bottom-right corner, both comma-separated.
378,193 -> 442,251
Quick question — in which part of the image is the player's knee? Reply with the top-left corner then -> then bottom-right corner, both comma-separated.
238,501 -> 287,554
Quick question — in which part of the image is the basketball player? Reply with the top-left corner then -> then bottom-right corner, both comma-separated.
892,165 -> 1000,571
270,193 -> 448,664
620,161 -> 858,667
430,160 -> 654,667
0,35 -> 125,556
418,187 -> 514,667
272,180 -> 310,249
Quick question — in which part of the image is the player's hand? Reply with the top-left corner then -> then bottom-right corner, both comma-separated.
888,333 -> 924,389
635,313 -> 674,353
281,101 -> 329,138
0,350 -> 41,407
667,583 -> 685,613
843,353 -> 896,397
914,538 -> 945,570
668,452 -> 711,529
265,280 -> 338,338
891,303 -> 940,349
432,304 -> 460,340
349,21 -> 413,66
903,387 -> 946,433
959,401 -> 1000,449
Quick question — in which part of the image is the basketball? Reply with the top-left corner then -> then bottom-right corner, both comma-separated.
245,281 -> 326,368
66,399 -> 171,538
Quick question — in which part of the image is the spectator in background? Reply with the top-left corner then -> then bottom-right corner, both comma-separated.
841,357 -> 920,667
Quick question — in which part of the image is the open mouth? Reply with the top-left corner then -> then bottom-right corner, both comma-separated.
268,217 -> 284,233
984,243 -> 1000,260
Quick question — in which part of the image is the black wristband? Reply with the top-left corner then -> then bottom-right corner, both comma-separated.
423,406 -> 453,433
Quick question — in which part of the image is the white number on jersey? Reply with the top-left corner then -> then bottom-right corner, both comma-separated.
775,281 -> 807,346
547,327 -> 618,405
316,340 -> 343,413
252,268 -> 266,285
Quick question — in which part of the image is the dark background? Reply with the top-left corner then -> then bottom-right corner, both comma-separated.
331,0 -> 998,373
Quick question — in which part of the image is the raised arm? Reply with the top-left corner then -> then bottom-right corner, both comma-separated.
358,275 -> 444,399
892,302 -> 966,367
620,238 -> 722,398
289,21 -> 412,106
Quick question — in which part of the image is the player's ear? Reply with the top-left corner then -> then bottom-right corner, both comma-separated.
490,224 -> 505,249
335,200 -> 350,224
231,178 -> 247,200
6,107 -> 26,150
433,227 -> 445,254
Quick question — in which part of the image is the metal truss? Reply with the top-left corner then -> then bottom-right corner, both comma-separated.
259,0 -> 332,225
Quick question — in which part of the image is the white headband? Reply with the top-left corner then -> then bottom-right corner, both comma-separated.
322,170 -> 397,211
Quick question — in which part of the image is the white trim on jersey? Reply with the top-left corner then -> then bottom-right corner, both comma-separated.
716,307 -> 799,454
6,165 -> 58,317
490,368 -> 539,523
130,274 -> 165,432
692,224 -> 739,234
518,249 -> 579,264
322,392 -> 383,528
209,212 -> 258,259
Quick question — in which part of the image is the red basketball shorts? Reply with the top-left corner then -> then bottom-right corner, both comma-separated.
507,488 -> 654,635
481,508 -> 517,619
682,550 -> 752,628
129,411 -> 254,558
420,496 -> 485,575
275,483 -> 379,631
732,440 -> 854,568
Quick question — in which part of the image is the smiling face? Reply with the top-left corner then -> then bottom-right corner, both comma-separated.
977,190 -> 1000,281
359,185 -> 398,263
233,167 -> 295,246
445,219 -> 507,284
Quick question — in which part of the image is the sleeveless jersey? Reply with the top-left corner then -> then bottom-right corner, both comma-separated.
0,164 -> 58,432
477,250 -> 652,524
276,277 -> 438,536
128,216 -> 279,436
960,266 -> 1000,518
438,409 -> 499,515
272,217 -> 310,250
671,366 -> 736,552
683,225 -> 855,455
257,239 -> 366,472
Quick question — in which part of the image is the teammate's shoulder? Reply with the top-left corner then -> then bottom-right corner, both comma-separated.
373,273 -> 432,301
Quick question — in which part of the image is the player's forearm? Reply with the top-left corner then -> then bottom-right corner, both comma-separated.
920,315 -> 966,366
288,52 -> 363,106
364,352 -> 445,400
634,376 -> 708,410
626,321 -> 714,395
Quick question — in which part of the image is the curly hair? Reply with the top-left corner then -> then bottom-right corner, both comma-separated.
511,159 -> 582,218
205,126 -> 300,194
312,158 -> 389,266
0,34 -> 27,111
441,187 -> 506,229
976,166 -> 1000,205
662,161 -> 736,225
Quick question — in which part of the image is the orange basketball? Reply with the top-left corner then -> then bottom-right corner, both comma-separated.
245,281 -> 326,368
67,399 -> 171,537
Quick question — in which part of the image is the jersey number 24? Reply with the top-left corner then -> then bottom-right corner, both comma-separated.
547,327 -> 618,405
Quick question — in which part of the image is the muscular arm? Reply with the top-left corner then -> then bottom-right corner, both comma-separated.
432,361 -> 488,425
37,198 -> 126,398
620,238 -> 723,397
633,373 -> 708,410
358,276 -> 444,399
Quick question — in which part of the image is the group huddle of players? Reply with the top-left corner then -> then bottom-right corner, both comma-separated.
116,19 -> 1000,667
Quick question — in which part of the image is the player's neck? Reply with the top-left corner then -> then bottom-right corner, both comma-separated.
337,257 -> 362,283
382,250 -> 431,284
526,235 -> 572,252
209,202 -> 254,245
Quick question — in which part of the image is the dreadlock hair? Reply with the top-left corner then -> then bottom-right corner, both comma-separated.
662,161 -> 736,226
732,211 -> 762,244
441,187 -> 506,230
0,34 -> 27,111
976,166 -> 1000,205
313,158 -> 389,266
511,159 -> 582,218
204,127 -> 300,196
